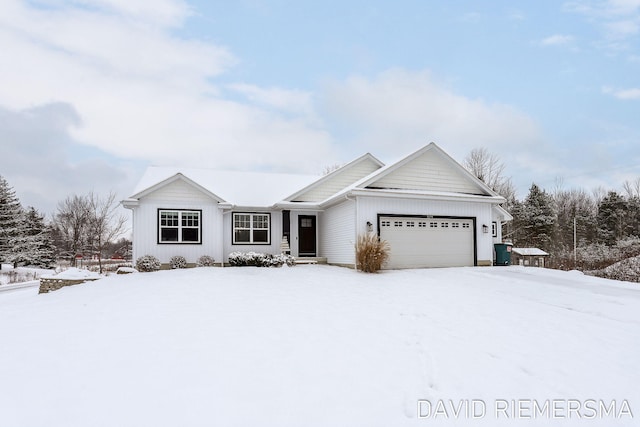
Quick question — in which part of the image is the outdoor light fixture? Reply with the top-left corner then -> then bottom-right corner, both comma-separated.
482,224 -> 489,234
366,221 -> 373,232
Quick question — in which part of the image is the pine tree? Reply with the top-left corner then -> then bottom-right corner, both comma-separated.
10,207 -> 56,268
0,176 -> 23,269
520,183 -> 556,251
597,191 -> 627,245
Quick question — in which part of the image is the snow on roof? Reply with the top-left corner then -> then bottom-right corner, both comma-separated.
512,248 -> 549,256
132,166 -> 321,207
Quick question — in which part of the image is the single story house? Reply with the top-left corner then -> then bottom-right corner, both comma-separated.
511,248 -> 549,268
122,143 -> 512,269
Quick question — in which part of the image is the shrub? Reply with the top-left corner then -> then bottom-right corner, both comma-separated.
228,252 -> 295,267
355,233 -> 390,273
196,255 -> 216,267
135,255 -> 161,272
170,255 -> 188,269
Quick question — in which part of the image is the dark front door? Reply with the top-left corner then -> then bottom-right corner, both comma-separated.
298,215 -> 316,256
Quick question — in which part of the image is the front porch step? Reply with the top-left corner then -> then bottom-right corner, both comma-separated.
294,257 -> 327,265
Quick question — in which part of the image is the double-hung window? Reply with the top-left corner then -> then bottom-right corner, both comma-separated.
158,210 -> 201,243
233,213 -> 270,244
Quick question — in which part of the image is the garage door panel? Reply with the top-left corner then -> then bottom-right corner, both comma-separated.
379,216 -> 474,269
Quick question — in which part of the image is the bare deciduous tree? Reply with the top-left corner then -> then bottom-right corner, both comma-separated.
53,194 -> 91,265
322,163 -> 342,176
87,191 -> 127,274
464,147 -> 514,200
623,178 -> 640,198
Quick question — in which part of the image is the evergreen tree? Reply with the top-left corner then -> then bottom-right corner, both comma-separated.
520,183 -> 556,251
10,207 -> 56,268
0,175 -> 23,269
596,191 -> 627,245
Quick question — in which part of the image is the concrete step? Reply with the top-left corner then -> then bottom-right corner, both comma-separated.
294,257 -> 327,265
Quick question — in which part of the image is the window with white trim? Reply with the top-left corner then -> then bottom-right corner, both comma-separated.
158,210 -> 201,243
233,213 -> 270,244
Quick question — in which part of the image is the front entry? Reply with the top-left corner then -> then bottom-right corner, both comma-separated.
298,215 -> 317,256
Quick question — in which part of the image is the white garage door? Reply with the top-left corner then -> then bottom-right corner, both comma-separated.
379,216 -> 475,269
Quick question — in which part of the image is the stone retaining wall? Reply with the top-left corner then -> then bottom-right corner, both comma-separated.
39,277 -> 100,294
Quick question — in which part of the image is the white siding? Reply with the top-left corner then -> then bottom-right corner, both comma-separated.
369,149 -> 483,194
131,180 -> 224,265
143,179 -> 213,203
319,200 -> 356,265
357,196 -> 495,265
223,211 -> 283,261
293,158 -> 381,202
131,201 -> 223,265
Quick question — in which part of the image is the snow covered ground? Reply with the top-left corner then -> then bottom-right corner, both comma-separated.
0,265 -> 638,427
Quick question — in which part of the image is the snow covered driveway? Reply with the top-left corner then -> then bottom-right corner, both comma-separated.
0,266 -> 638,426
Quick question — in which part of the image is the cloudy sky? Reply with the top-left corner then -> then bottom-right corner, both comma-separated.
1,0 -> 639,219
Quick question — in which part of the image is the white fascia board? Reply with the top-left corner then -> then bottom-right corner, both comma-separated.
325,188 -> 506,206
272,201 -> 323,211
121,198 -> 139,209
493,205 -> 513,222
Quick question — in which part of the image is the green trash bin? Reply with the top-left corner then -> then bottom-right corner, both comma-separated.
494,243 -> 512,266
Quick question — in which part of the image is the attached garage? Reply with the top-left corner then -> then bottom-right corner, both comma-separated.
379,216 -> 476,269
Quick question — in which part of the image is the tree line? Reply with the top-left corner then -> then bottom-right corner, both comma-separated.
465,148 -> 640,271
0,175 -> 128,273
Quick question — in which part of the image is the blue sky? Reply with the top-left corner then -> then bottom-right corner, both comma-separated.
0,0 -> 639,215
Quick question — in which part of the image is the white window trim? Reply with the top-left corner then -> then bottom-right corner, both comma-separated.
158,209 -> 202,244
232,212 -> 271,245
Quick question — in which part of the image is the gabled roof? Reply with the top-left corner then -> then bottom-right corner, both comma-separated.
126,143 -> 510,212
128,166 -> 319,207
318,142 -> 505,207
358,142 -> 498,196
284,153 -> 384,202
129,172 -> 227,203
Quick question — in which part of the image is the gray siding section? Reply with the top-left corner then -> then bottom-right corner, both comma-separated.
319,200 -> 356,265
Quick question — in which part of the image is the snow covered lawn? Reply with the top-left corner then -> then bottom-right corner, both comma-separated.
1,266 -> 638,426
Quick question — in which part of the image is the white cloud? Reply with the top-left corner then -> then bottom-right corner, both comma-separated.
226,84 -> 316,118
540,34 -> 575,46
321,69 -> 542,165
0,0 -> 337,176
602,85 -> 640,99
566,0 -> 640,45
0,103 -> 140,216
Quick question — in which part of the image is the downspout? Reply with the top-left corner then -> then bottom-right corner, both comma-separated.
221,207 -> 235,268
345,193 -> 358,270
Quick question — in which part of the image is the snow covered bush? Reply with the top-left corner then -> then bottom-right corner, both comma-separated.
589,255 -> 640,283
228,252 -> 295,267
135,255 -> 161,272
196,255 -> 216,267
355,233 -> 389,273
170,255 -> 188,269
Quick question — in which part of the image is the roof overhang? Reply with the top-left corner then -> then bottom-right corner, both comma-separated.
121,198 -> 139,209
493,205 -> 513,222
129,173 -> 227,203
320,187 -> 506,209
